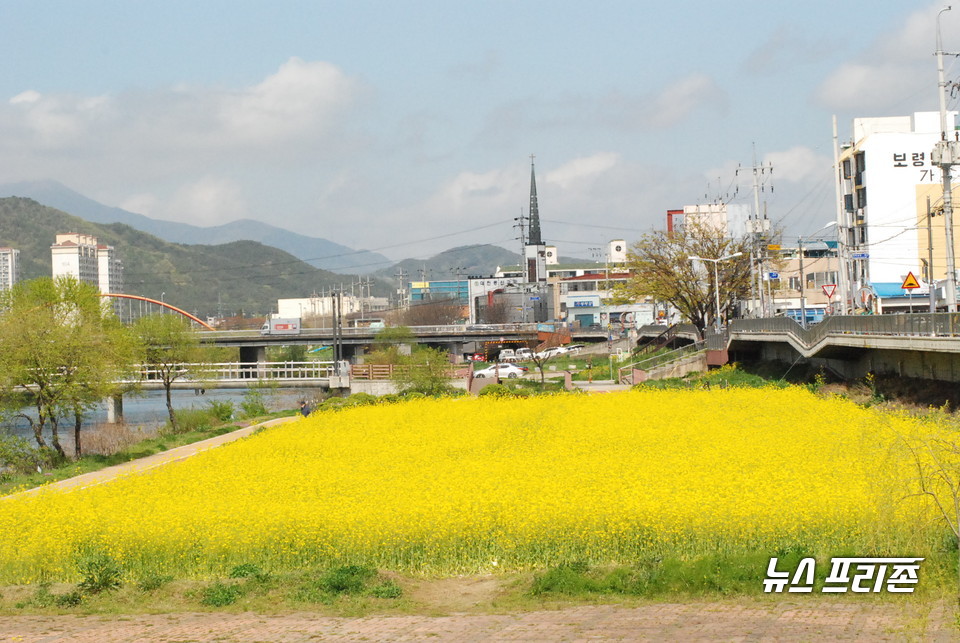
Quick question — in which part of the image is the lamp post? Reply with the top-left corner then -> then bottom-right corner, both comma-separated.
689,252 -> 743,332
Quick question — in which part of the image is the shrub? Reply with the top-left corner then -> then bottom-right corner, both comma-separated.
207,400 -> 234,422
0,433 -> 48,476
75,549 -> 122,594
229,563 -> 261,578
201,580 -> 243,607
368,579 -> 403,598
54,590 -> 83,607
317,565 -> 376,594
296,565 -> 400,603
346,393 -> 378,407
162,408 -> 213,436
240,388 -> 269,419
477,384 -> 515,398
137,574 -> 174,592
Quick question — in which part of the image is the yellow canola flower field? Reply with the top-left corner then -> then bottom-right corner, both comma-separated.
0,388 -> 939,582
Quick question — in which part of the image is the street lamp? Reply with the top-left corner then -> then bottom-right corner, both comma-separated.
689,252 -> 743,332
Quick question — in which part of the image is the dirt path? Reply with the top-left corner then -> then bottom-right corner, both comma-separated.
0,600 -> 953,641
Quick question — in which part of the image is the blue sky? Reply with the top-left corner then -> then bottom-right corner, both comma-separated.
0,1 -> 957,261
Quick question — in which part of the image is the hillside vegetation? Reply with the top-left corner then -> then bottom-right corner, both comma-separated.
0,197 -> 389,317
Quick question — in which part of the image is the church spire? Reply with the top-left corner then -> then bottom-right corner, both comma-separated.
527,154 -> 542,246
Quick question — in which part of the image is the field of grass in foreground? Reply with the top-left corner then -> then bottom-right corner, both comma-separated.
0,387 -> 955,597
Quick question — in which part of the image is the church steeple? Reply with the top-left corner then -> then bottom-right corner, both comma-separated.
527,154 -> 542,246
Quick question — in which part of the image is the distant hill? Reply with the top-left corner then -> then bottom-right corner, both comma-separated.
0,180 -> 391,274
0,197 -> 391,317
374,244 -> 522,282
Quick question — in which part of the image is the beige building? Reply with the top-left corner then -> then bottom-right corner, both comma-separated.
51,233 -> 122,294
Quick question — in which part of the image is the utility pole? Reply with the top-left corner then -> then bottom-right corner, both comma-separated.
514,208 -> 527,269
394,267 -> 408,309
738,148 -> 773,317
928,196 -> 937,313
934,6 -> 960,312
798,238 -> 806,328
833,115 -> 851,315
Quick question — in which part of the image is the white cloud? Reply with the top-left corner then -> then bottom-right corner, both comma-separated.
816,3 -> 947,112
9,90 -> 41,105
118,193 -> 160,217
164,177 -> 247,226
545,153 -> 619,189
217,57 -> 359,145
647,74 -> 726,127
764,146 -> 832,184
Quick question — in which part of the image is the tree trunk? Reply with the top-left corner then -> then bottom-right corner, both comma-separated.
74,409 -> 83,458
49,416 -> 65,459
165,383 -> 176,429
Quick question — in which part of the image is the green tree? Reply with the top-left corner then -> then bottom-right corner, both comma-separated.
0,277 -> 138,458
367,327 -> 455,395
133,314 -> 214,429
614,222 -> 755,334
393,346 -> 457,396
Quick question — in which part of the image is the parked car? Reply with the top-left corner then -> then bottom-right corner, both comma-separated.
534,346 -> 564,360
473,363 -> 528,379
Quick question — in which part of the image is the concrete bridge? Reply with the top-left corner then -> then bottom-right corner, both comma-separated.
638,313 -> 960,383
201,323 -> 609,363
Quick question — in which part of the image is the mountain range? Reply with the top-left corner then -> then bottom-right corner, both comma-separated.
0,180 -> 392,274
0,181 -> 582,315
0,197 -> 391,317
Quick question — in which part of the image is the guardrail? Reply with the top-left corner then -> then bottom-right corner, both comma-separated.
729,313 -> 960,349
617,341 -> 706,384
350,363 -> 473,381
203,323 -> 542,338
136,361 -> 337,382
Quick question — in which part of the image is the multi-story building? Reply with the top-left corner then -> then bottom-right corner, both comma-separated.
0,247 -> 20,291
51,233 -> 99,287
97,243 -> 123,295
50,233 -> 122,295
838,111 -> 959,308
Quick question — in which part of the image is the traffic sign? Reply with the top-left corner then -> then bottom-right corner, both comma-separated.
529,296 -> 541,301
901,272 -> 921,290
852,252 -> 869,259
767,244 -> 781,251
768,271 -> 779,279
822,284 -> 836,299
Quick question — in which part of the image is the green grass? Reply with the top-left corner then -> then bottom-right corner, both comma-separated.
0,552 -> 953,616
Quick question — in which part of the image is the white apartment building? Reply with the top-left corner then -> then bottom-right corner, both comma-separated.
50,233 -> 123,294
839,111 -> 959,299
0,247 -> 20,291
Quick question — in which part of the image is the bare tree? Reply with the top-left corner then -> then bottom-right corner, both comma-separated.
615,221 -> 756,334
900,425 -> 960,603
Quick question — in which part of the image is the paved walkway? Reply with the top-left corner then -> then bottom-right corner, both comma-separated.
5,416 -> 297,498
0,600 -> 954,641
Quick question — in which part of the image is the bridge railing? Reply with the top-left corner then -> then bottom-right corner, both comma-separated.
730,313 -> 960,348
617,340 -> 706,384
136,361 -> 337,382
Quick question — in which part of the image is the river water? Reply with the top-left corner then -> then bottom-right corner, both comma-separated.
1,386 -> 316,443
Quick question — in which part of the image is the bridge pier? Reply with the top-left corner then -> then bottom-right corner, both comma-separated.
239,345 -> 267,378
105,394 -> 123,423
